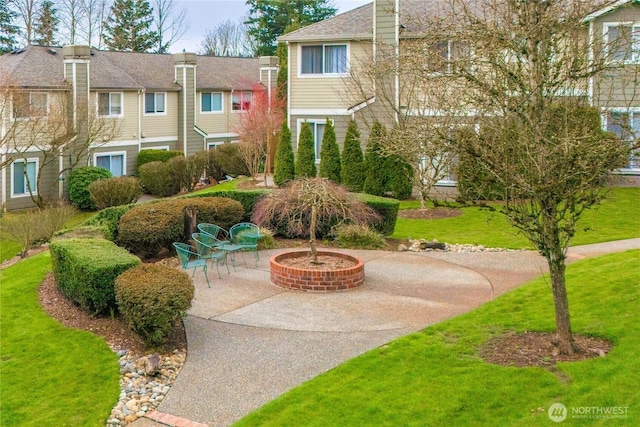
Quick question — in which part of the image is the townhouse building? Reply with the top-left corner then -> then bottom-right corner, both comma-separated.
0,45 -> 278,211
279,0 -> 640,182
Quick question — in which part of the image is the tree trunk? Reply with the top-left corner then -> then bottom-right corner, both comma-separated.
548,254 -> 574,355
310,205 -> 318,263
184,208 -> 197,242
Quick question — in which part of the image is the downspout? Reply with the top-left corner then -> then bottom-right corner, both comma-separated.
394,0 -> 400,124
1,153 -> 6,211
138,90 -> 143,153
287,42 -> 291,135
588,20 -> 594,106
183,69 -> 188,156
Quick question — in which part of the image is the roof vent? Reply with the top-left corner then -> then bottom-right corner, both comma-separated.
48,48 -> 57,55
11,48 -> 25,55
90,50 -> 95,56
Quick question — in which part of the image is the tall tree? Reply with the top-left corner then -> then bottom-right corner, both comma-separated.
103,0 -> 158,52
340,120 -> 364,192
273,121 -> 295,186
33,0 -> 58,45
152,0 -> 189,53
363,121 -> 387,197
318,118 -> 341,183
199,18 -> 254,57
409,0 -> 637,354
0,1 -> 20,52
57,0 -> 84,44
80,0 -> 110,48
275,21 -> 301,104
11,0 -> 37,44
245,0 -> 336,56
295,122 -> 317,178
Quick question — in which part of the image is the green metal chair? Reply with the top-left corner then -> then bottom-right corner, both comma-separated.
229,222 -> 261,266
197,223 -> 245,269
173,242 -> 212,288
191,232 -> 231,278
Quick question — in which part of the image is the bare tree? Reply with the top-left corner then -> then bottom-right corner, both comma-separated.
395,0 -> 638,355
10,0 -> 37,44
152,0 -> 188,53
199,18 -> 255,57
57,0 -> 85,44
80,0 -> 110,48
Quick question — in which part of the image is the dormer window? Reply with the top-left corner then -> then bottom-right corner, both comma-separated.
301,44 -> 348,75
12,92 -> 48,119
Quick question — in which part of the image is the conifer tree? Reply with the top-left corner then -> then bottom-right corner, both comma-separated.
33,0 -> 59,46
295,122 -> 316,178
103,0 -> 159,52
363,121 -> 387,196
340,120 -> 365,192
318,118 -> 341,183
0,1 -> 19,53
273,121 -> 295,186
385,154 -> 413,200
275,21 -> 301,105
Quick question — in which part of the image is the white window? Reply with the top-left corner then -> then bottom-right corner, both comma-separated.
94,152 -> 125,176
201,92 -> 223,113
604,23 -> 640,63
301,44 -> 348,75
144,92 -> 165,114
606,110 -> 640,170
11,158 -> 38,197
207,142 -> 224,150
12,92 -> 48,119
232,91 -> 252,111
425,40 -> 470,75
98,92 -> 123,117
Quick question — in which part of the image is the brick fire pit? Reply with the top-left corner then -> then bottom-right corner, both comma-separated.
270,250 -> 365,292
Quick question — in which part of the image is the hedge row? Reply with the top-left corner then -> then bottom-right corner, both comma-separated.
50,238 -> 141,315
355,194 -> 400,236
187,190 -> 268,222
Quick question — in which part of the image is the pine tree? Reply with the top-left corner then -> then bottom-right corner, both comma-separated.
33,0 -> 59,46
385,154 -> 413,200
273,121 -> 295,186
275,21 -> 301,105
363,121 -> 388,196
318,119 -> 341,183
340,120 -> 365,192
295,122 -> 316,178
103,0 -> 159,52
0,1 -> 20,54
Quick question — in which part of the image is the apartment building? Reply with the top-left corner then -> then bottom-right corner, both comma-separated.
279,0 -> 640,180
0,45 -> 278,211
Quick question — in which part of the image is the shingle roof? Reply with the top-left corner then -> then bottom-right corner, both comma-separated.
0,45 -> 262,91
277,0 -> 440,43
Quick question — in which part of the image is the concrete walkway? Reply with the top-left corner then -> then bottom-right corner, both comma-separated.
134,239 -> 640,427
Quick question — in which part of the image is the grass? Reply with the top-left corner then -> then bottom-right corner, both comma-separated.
190,177 -> 243,194
235,250 -> 640,426
0,252 -> 120,426
392,187 -> 640,248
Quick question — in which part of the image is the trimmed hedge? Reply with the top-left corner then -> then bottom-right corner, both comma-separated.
50,238 -> 141,315
188,190 -> 267,222
356,194 -> 400,236
69,166 -> 112,210
136,149 -> 183,174
139,161 -> 180,197
89,176 -> 142,209
117,197 -> 245,257
115,264 -> 194,347
83,204 -> 136,241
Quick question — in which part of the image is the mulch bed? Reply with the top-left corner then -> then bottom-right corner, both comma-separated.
277,253 -> 357,270
479,331 -> 612,368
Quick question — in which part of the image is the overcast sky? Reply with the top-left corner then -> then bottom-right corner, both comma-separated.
172,0 -> 370,53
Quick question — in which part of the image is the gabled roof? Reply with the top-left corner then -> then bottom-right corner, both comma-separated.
0,45 -> 261,91
583,0 -> 639,22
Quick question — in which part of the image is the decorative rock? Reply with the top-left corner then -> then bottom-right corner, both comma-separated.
406,238 -> 524,253
137,353 -> 161,375
397,244 -> 408,252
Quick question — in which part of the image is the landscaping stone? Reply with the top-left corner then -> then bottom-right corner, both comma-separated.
406,238 -> 524,253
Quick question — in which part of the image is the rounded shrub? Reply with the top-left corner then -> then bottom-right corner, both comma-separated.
115,264 -> 194,347
215,143 -> 250,177
88,176 -> 142,210
139,161 -> 180,197
136,149 -> 183,174
194,150 -> 226,183
69,166 -> 112,210
176,197 -> 245,230
333,224 -> 385,249
117,201 -> 185,257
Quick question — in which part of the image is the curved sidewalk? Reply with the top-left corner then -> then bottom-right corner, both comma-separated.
138,239 -> 640,427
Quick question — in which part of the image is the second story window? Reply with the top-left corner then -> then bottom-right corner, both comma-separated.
232,91 -> 252,111
424,40 -> 470,75
201,92 -> 223,113
145,92 -> 165,114
12,92 -> 48,119
98,92 -> 122,117
605,23 -> 640,63
301,44 -> 347,75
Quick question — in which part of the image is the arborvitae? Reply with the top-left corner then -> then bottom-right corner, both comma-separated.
363,121 -> 387,196
385,154 -> 413,200
318,119 -> 341,183
295,122 -> 317,178
273,121 -> 295,186
340,120 -> 365,192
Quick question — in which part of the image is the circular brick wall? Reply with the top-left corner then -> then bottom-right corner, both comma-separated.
270,250 -> 365,292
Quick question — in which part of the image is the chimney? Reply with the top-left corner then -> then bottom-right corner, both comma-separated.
174,52 -> 199,156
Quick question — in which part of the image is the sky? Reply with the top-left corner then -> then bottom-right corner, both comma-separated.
172,0 -> 370,54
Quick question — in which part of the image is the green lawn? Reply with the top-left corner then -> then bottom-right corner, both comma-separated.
0,253 -> 120,426
392,187 -> 640,248
235,250 -> 640,426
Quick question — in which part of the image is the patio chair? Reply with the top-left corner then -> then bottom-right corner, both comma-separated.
191,233 -> 230,279
173,242 -> 212,288
229,222 -> 261,266
197,223 -> 245,269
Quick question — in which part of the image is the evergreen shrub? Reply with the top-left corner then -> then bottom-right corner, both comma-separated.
88,176 -> 142,209
69,166 -> 112,210
136,149 -> 182,174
